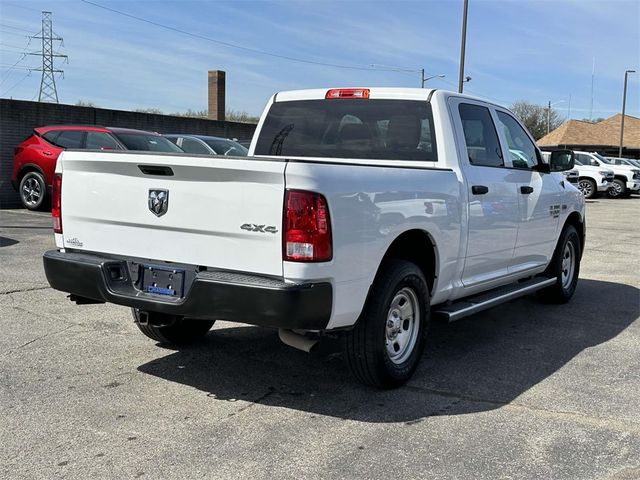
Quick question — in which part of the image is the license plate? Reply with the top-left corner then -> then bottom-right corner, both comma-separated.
141,265 -> 185,298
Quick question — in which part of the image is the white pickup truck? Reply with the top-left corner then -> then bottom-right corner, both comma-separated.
43,88 -> 585,388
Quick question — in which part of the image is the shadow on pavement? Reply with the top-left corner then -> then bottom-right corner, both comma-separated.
0,236 -> 19,247
137,279 -> 638,422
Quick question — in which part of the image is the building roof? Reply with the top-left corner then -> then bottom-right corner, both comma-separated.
537,113 -> 640,148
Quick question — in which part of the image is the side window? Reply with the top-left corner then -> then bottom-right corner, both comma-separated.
43,131 -> 61,146
181,138 -> 211,154
86,132 -> 122,150
458,103 -> 503,167
577,153 -> 595,166
55,130 -> 85,149
495,111 -> 538,169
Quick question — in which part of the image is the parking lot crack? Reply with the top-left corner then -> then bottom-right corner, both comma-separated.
406,385 -> 640,434
0,286 -> 51,295
1,324 -> 79,357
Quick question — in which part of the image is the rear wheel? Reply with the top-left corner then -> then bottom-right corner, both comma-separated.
132,309 -> 214,345
607,179 -> 626,198
341,260 -> 429,389
539,225 -> 581,303
19,171 -> 47,210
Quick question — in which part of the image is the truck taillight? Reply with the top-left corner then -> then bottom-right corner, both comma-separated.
284,190 -> 332,262
52,173 -> 62,234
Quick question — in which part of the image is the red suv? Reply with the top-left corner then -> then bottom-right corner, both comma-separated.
11,125 -> 182,210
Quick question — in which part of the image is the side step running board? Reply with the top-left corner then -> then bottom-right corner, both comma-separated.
434,277 -> 556,322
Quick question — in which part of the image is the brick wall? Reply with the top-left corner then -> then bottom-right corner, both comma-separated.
0,99 -> 256,208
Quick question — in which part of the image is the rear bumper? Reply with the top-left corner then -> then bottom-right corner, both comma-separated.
43,250 -> 332,330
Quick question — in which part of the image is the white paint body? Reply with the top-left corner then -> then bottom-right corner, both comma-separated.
55,88 -> 585,331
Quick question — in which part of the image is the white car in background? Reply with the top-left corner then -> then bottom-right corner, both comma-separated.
575,151 -> 640,198
542,151 -> 606,197
607,156 -> 640,170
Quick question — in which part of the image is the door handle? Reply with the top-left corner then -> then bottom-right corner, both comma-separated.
42,151 -> 53,156
471,185 -> 489,195
520,186 -> 534,194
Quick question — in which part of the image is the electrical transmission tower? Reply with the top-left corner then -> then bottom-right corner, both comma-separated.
29,11 -> 68,103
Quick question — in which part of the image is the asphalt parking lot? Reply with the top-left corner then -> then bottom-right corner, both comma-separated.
1,197 -> 639,480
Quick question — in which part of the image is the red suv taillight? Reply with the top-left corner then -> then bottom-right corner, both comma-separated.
52,173 -> 62,233
284,190 -> 332,262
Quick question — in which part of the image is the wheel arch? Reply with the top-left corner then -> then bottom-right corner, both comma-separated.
18,164 -> 47,184
376,229 -> 438,296
563,211 -> 585,258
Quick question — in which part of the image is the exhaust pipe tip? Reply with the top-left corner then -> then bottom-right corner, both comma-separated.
278,329 -> 318,353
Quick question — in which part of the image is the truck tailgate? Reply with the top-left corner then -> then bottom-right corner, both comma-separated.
58,151 -> 285,276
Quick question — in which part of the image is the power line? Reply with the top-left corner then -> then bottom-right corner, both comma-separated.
2,2 -> 42,13
0,23 -> 35,33
79,0 -> 417,74
0,70 -> 31,97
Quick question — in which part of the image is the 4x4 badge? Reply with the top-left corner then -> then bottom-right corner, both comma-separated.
148,189 -> 169,217
241,223 -> 278,234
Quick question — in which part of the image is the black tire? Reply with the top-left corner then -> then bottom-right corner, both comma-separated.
132,309 -> 215,345
19,171 -> 47,210
539,225 -> 581,303
341,260 -> 429,389
577,178 -> 597,199
607,179 -> 626,198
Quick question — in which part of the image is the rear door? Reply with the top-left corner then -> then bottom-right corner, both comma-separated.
59,151 -> 286,276
450,98 -> 520,288
493,108 -> 561,272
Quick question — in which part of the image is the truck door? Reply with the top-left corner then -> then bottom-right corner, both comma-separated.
450,98 -> 520,288
493,108 -> 561,273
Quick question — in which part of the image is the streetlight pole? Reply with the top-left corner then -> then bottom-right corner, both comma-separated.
547,100 -> 565,135
421,70 -> 445,88
619,69 -> 636,158
458,0 -> 469,93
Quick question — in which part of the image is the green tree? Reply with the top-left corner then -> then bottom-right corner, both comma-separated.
510,100 -> 563,140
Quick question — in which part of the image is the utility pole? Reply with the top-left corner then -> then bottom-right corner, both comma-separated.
29,11 -> 68,103
458,0 -> 469,93
619,69 -> 636,157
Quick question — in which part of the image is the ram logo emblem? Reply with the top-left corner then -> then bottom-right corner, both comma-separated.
148,189 -> 169,217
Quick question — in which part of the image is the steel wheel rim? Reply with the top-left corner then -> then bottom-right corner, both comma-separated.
578,180 -> 592,197
385,287 -> 420,365
21,177 -> 41,206
561,241 -> 575,289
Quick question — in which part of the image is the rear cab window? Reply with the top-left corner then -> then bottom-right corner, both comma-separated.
254,99 -> 437,161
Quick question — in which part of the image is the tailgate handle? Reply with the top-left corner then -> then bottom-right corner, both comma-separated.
138,165 -> 174,176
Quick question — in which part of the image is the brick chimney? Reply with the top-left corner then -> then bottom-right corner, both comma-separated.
208,70 -> 225,121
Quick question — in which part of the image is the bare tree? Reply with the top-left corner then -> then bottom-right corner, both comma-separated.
510,100 -> 563,140
75,100 -> 97,107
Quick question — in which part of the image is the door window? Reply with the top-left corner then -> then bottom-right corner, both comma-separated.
458,103 -> 503,167
55,130 -> 85,149
86,132 -> 122,150
42,131 -> 61,145
181,138 -> 211,154
495,111 -> 539,169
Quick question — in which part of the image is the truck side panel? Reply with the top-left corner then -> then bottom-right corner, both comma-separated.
283,160 -> 462,330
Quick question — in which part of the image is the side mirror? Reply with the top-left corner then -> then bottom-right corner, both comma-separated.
548,150 -> 575,172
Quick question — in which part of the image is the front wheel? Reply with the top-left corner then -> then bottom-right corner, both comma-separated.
577,178 -> 597,199
539,225 -> 581,303
607,179 -> 626,198
132,309 -> 215,345
341,260 -> 429,389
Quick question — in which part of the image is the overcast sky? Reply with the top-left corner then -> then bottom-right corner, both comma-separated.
0,0 -> 638,119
